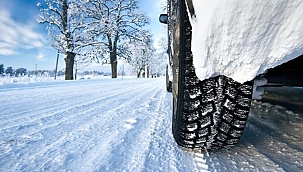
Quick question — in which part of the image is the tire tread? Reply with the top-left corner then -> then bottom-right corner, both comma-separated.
172,2 -> 253,150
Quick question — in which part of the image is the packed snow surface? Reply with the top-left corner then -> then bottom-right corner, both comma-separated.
0,78 -> 303,171
190,0 -> 303,83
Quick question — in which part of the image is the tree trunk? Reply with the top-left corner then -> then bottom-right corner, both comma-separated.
111,56 -> 117,78
110,48 -> 118,78
64,51 -> 75,80
137,67 -> 144,78
62,0 -> 75,80
107,33 -> 119,79
74,68 -> 77,80
146,66 -> 150,78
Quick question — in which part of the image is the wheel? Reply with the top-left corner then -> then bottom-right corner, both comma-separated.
166,65 -> 172,92
171,0 -> 253,150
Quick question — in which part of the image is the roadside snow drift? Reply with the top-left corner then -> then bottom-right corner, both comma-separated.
190,0 -> 303,83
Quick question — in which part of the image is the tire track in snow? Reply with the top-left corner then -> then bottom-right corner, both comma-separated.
92,81 -> 210,172
143,91 -> 209,172
0,81 -> 149,157
29,79 -> 164,171
194,153 -> 209,171
87,80 -> 210,172
71,80 -> 166,171
98,85 -> 169,171
141,91 -> 193,172
0,80 -> 149,131
0,79 -> 164,171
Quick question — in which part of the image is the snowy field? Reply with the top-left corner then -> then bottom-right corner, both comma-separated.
0,77 -> 302,171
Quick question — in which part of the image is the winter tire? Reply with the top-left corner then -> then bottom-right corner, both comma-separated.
171,0 -> 253,150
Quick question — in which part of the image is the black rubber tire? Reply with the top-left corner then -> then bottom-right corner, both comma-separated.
171,0 -> 253,150
166,65 -> 172,92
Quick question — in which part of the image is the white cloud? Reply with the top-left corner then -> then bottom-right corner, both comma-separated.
0,7 -> 45,56
0,48 -> 18,56
37,51 -> 46,61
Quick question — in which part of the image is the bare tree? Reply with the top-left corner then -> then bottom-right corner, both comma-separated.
148,36 -> 168,77
80,0 -> 150,78
127,39 -> 155,78
38,0 -> 89,80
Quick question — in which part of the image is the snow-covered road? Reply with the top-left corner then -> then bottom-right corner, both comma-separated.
0,78 -> 302,171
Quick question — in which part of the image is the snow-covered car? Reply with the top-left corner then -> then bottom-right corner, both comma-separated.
160,0 -> 303,150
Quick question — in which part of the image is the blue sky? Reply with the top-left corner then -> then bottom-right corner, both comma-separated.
0,0 -> 166,71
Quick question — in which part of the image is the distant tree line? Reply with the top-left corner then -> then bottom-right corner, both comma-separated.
0,63 -> 64,77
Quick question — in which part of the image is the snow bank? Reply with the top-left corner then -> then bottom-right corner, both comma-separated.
0,76 -> 64,86
190,0 -> 303,83
0,75 -> 136,86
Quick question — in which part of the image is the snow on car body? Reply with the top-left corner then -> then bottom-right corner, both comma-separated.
190,0 -> 303,83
